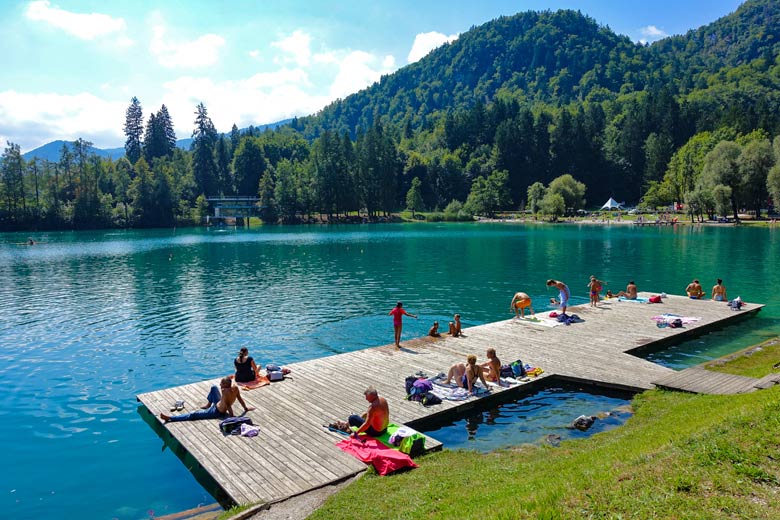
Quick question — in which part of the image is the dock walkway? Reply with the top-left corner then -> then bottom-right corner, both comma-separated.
137,294 -> 763,508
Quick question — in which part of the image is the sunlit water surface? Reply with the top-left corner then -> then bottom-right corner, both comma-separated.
1,223 -> 778,518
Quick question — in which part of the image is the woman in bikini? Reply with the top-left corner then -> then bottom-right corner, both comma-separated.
445,354 -> 489,394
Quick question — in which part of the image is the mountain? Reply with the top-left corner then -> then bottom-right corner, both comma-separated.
22,119 -> 293,162
294,0 -> 780,139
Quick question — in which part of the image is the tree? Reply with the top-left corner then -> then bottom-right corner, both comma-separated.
539,191 -> 565,219
406,177 -> 424,216
258,170 -> 277,223
737,138 -> 773,216
527,182 -> 546,214
233,138 -> 266,197
547,174 -> 586,213
700,140 -> 742,220
464,169 -> 512,217
123,97 -> 144,164
191,103 -> 219,196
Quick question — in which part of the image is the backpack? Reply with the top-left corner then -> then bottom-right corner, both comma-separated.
499,364 -> 514,378
668,318 -> 683,328
219,416 -> 253,436
268,370 -> 284,381
405,376 -> 418,395
399,434 -> 426,457
511,360 -> 526,377
649,295 -> 662,303
420,391 -> 441,406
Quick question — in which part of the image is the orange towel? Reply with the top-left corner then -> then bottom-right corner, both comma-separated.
237,375 -> 270,390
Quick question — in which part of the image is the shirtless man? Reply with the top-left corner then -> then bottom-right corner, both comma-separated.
481,348 -> 501,383
160,377 -> 255,422
547,279 -> 570,314
617,281 -> 638,299
510,292 -> 535,318
448,314 -> 463,337
428,321 -> 441,337
587,276 -> 604,307
348,386 -> 390,438
712,279 -> 727,301
686,279 -> 705,299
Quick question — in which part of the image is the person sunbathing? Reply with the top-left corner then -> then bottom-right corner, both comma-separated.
428,321 -> 441,337
686,279 -> 705,299
444,355 -> 489,394
481,348 -> 501,382
234,347 -> 260,383
448,314 -> 463,336
160,377 -> 254,422
616,281 -> 638,299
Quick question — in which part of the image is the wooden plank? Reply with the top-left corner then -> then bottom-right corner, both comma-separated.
137,293 -> 764,508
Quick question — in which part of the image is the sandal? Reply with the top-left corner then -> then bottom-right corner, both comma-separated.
170,400 -> 185,411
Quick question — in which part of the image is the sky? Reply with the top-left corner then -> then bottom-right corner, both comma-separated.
0,0 -> 745,153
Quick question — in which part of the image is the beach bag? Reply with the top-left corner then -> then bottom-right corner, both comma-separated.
499,364 -> 514,378
668,318 -> 683,329
648,295 -> 662,303
729,298 -> 744,310
421,392 -> 441,406
219,416 -> 253,436
511,360 -> 526,377
268,370 -> 284,381
405,376 -> 418,395
412,379 -> 433,394
265,364 -> 281,372
399,434 -> 426,457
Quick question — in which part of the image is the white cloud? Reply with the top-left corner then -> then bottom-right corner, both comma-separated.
407,31 -> 458,64
248,49 -> 261,59
150,24 -> 225,68
0,90 -> 125,152
25,0 -> 132,46
271,30 -> 312,66
638,25 -> 668,44
329,51 -> 395,99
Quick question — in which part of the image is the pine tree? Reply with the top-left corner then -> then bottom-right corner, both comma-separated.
123,97 -> 144,164
158,104 -> 177,154
191,103 -> 219,196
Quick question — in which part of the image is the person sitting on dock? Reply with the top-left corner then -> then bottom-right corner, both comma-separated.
510,292 -> 535,318
616,281 -> 638,299
160,377 -> 254,422
448,314 -> 463,337
686,279 -> 705,299
481,348 -> 501,383
444,355 -> 490,395
348,386 -> 390,438
547,279 -> 570,314
428,321 -> 441,337
712,279 -> 727,301
234,347 -> 260,383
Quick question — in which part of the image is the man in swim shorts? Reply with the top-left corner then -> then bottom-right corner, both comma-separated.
348,386 -> 390,438
587,276 -> 604,307
711,279 -> 727,301
616,281 -> 638,299
160,377 -> 254,422
686,279 -> 705,299
547,279 -> 570,314
510,292 -> 535,318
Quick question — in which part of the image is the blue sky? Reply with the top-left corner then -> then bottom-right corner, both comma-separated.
0,0 -> 743,152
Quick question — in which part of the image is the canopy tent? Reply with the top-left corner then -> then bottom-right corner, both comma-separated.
600,197 -> 623,210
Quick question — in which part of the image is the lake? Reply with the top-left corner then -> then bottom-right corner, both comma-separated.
1,223 -> 778,518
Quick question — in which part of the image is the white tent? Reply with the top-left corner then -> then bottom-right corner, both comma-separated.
600,197 -> 623,210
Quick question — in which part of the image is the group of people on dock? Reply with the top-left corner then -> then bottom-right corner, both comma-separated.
686,278 -> 728,301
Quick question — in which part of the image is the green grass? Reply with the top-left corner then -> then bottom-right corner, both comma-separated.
310,386 -> 780,519
705,338 -> 780,378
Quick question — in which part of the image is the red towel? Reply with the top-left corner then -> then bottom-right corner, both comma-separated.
336,437 -> 418,475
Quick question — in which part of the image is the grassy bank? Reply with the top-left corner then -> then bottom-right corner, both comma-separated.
311,384 -> 780,519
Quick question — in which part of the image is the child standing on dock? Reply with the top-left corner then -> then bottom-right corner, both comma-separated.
389,301 -> 417,348
587,276 -> 604,307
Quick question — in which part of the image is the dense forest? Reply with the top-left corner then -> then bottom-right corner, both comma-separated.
3,0 -> 780,231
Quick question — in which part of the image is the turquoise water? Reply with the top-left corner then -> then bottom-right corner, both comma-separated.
1,223 -> 778,518
424,382 -> 634,452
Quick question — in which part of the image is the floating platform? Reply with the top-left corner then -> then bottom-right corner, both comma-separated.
137,293 -> 763,508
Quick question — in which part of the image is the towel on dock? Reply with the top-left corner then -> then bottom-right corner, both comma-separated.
514,316 -> 561,328
651,314 -> 701,325
236,375 -> 270,390
337,437 -> 418,475
618,296 -> 649,303
429,374 -> 491,400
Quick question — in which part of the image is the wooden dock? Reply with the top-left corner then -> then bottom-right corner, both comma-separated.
137,293 -> 763,508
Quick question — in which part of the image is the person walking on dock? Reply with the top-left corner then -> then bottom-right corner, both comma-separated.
547,279 -> 570,314
389,301 -> 417,348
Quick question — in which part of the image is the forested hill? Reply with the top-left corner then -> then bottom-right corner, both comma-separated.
297,0 -> 780,139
